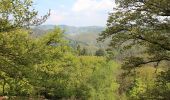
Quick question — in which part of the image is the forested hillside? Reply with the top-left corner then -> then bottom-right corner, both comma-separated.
0,0 -> 170,100
33,25 -> 104,36
32,25 -> 107,55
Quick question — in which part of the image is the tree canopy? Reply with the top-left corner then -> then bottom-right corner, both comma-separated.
98,0 -> 170,99
0,0 -> 50,32
99,0 -> 170,71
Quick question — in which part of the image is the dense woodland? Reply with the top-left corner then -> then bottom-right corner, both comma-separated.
0,0 -> 170,100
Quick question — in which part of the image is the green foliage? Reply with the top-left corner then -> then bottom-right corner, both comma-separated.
99,0 -> 170,69
75,56 -> 120,100
0,0 -> 120,98
99,0 -> 170,99
0,26 -> 120,99
4,0 -> 170,99
128,78 -> 147,100
0,0 -> 49,32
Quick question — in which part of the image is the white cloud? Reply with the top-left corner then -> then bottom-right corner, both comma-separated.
44,0 -> 115,26
59,4 -> 66,9
72,0 -> 115,12
95,0 -> 115,11
68,0 -> 115,26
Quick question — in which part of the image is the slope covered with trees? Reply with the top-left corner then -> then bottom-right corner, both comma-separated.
32,25 -> 107,56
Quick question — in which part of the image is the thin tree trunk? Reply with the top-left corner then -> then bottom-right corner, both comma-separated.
2,79 -> 6,95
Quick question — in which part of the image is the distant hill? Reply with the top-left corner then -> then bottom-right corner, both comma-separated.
32,25 -> 108,54
33,25 -> 105,35
32,25 -> 105,45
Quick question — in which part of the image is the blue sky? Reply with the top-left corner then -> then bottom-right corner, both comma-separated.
33,0 -> 115,26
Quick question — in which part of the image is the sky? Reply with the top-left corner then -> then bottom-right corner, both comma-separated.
33,0 -> 115,26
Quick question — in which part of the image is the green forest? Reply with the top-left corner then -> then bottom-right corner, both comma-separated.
0,0 -> 170,100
